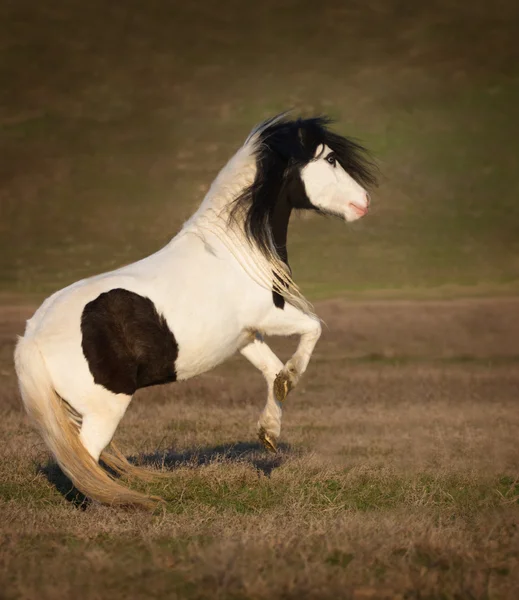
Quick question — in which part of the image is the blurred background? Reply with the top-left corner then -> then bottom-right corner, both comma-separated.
1,0 -> 518,300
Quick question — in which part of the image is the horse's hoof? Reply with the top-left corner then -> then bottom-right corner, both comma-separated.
274,369 -> 294,403
258,427 -> 278,453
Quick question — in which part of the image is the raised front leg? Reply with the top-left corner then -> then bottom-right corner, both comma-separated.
259,304 -> 322,402
240,307 -> 321,451
240,335 -> 284,452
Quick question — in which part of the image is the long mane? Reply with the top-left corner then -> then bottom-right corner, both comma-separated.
228,115 -> 378,314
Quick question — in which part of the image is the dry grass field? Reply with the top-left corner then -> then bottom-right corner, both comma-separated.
2,299 -> 519,599
2,0 -> 519,597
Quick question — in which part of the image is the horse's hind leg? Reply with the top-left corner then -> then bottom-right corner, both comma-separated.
240,336 -> 284,452
78,389 -> 164,482
79,389 -> 132,462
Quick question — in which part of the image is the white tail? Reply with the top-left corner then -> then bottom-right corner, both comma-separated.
14,336 -> 161,509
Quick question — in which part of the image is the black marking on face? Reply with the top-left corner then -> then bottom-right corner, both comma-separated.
81,289 -> 179,395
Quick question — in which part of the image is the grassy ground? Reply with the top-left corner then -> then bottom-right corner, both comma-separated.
2,300 -> 519,599
2,1 -> 519,598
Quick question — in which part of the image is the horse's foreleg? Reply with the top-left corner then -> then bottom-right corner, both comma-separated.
240,336 -> 284,452
259,305 -> 322,402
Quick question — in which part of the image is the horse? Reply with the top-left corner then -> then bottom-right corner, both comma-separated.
14,114 -> 377,508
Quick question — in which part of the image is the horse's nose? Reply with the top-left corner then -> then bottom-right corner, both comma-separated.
365,192 -> 371,207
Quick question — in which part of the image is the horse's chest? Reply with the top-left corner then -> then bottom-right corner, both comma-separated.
174,324 -> 248,380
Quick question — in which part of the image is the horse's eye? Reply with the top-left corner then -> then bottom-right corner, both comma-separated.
325,153 -> 336,167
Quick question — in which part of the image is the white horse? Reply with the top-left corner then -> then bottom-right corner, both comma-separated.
15,115 -> 376,508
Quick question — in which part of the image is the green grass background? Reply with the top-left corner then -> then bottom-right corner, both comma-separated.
1,0 -> 518,298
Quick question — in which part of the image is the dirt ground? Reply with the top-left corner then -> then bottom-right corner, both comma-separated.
1,297 -> 518,599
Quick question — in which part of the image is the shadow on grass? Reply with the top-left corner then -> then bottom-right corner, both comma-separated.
38,463 -> 89,510
39,441 -> 290,507
133,440 -> 290,478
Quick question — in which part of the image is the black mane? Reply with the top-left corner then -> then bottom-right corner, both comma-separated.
229,115 -> 378,267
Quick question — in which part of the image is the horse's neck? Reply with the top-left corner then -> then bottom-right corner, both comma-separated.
176,141 -> 307,310
182,141 -> 261,253
174,136 -> 313,316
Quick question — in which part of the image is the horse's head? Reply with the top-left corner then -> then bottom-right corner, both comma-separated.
252,116 -> 376,220
230,115 -> 377,263
298,140 -> 373,222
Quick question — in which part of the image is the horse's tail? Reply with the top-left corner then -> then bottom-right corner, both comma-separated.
14,335 -> 161,510
101,441 -> 169,483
